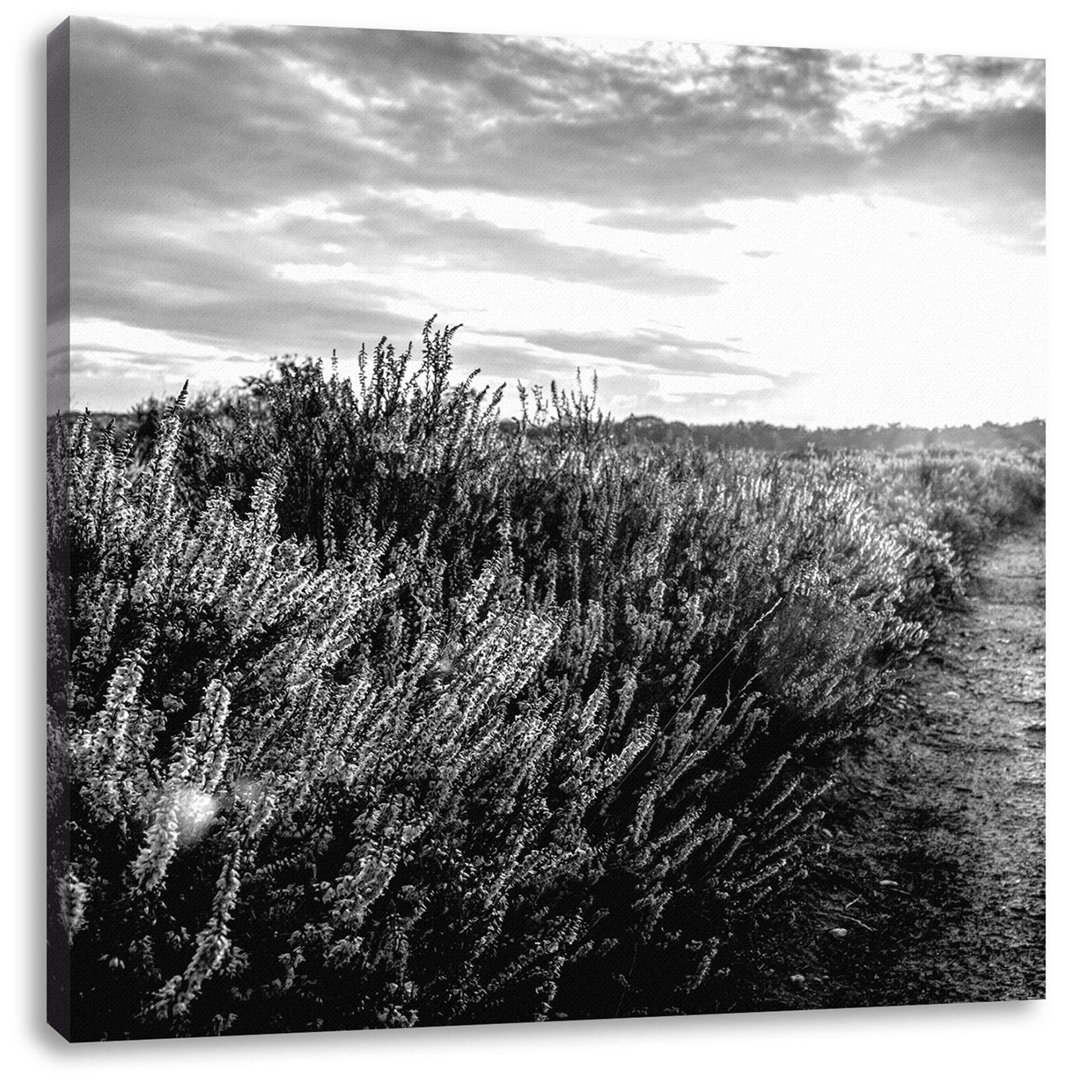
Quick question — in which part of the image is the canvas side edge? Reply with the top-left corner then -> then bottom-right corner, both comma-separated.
46,15 -> 73,1043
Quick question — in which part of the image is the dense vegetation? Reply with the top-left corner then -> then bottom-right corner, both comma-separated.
47,320 -> 1045,1039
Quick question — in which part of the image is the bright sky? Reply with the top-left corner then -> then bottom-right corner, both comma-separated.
61,19 -> 1046,426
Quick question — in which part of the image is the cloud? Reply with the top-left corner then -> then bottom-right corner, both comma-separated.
590,209 -> 736,233
869,103 -> 1045,249
73,20 -> 1044,264
479,326 -> 783,380
330,194 -> 724,295
69,185 -> 723,374
70,213 -> 424,357
71,22 -> 367,219
441,325 -> 789,403
743,250 -> 778,259
594,368 -> 816,424
442,340 -> 558,386
937,55 -> 1045,105
71,21 -> 864,222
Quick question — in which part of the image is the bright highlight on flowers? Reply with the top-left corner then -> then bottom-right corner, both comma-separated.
171,786 -> 219,847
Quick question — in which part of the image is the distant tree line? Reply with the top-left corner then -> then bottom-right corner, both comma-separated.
603,416 -> 1045,455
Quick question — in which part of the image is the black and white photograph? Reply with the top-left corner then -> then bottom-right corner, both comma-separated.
42,3 -> 1055,1055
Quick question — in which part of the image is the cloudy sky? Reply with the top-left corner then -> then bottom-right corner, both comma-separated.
63,17 -> 1046,426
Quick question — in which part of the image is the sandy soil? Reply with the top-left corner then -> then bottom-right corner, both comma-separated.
721,519 -> 1046,1011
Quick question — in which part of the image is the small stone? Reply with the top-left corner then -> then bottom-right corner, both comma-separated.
789,974 -> 806,986
828,927 -> 849,938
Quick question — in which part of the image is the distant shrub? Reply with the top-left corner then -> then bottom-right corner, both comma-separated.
853,448 -> 1045,577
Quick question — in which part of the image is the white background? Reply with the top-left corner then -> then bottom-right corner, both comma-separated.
5,2 -> 1077,1077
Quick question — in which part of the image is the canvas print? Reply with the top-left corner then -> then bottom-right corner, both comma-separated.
46,17 -> 1046,1041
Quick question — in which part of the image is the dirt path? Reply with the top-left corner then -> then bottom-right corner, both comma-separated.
725,520 -> 1046,1010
